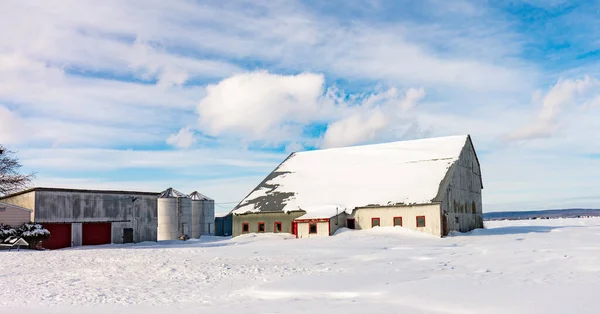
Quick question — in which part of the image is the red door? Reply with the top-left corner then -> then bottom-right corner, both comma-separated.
291,221 -> 298,238
82,223 -> 112,246
42,223 -> 72,250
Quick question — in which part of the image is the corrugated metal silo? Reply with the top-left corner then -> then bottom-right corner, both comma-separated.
157,188 -> 192,241
189,191 -> 215,235
189,191 -> 203,239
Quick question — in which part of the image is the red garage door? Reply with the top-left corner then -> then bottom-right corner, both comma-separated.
82,223 -> 112,246
42,223 -> 72,250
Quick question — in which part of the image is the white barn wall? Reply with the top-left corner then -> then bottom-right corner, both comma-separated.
297,221 -> 329,238
352,204 -> 442,237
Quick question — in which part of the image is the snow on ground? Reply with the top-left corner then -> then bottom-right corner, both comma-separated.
2,218 -> 600,314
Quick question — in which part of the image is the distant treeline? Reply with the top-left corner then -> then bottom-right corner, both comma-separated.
483,208 -> 600,221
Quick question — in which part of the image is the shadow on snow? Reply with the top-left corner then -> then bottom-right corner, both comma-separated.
457,225 -> 571,237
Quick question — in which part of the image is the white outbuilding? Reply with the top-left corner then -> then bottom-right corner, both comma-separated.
0,202 -> 32,227
230,134 -> 484,238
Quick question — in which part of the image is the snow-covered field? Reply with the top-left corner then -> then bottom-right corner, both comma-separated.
2,218 -> 600,314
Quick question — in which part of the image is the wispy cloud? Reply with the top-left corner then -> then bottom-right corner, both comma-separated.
507,76 -> 600,141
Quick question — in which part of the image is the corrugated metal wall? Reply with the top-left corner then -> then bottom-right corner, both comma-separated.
33,190 -> 158,244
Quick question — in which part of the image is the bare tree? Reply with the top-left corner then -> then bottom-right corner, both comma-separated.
0,145 -> 34,196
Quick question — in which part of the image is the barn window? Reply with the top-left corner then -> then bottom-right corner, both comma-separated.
242,223 -> 249,233
393,217 -> 403,226
274,222 -> 282,233
257,222 -> 265,233
371,217 -> 380,227
416,216 -> 426,227
472,202 -> 477,214
309,223 -> 317,234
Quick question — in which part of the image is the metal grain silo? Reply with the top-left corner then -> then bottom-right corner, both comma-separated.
189,191 -> 215,235
189,191 -> 203,239
157,188 -> 192,241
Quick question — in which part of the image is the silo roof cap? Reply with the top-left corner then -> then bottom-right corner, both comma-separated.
158,187 -> 188,198
189,191 -> 213,201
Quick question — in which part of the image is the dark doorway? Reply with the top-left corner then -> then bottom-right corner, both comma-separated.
123,228 -> 134,243
347,218 -> 356,229
442,215 -> 448,236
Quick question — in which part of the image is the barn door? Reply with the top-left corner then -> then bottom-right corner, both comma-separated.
291,221 -> 298,238
442,215 -> 448,236
123,228 -> 134,243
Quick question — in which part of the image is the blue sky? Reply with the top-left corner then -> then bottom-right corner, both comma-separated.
1,0 -> 599,213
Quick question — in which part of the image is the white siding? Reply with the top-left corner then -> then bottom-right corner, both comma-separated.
0,203 -> 32,226
297,221 -> 329,238
351,204 -> 442,237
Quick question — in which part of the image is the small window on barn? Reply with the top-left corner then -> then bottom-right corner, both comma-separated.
274,222 -> 282,233
371,217 -> 380,227
309,223 -> 318,234
242,223 -> 249,233
258,222 -> 265,233
472,202 -> 477,214
393,217 -> 403,227
416,216 -> 426,227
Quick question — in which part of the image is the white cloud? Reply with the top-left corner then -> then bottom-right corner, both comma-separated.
322,110 -> 388,148
196,71 -> 426,148
322,87 -> 425,148
19,147 -> 286,172
166,128 -> 196,149
508,76 -> 600,141
0,106 -> 25,144
197,71 -> 326,142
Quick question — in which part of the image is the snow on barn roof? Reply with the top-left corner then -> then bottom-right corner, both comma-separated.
232,135 -> 472,216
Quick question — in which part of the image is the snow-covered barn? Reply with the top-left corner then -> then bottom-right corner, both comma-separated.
230,134 -> 484,238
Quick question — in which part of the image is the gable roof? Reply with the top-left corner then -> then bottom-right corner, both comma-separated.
232,134 -> 471,215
